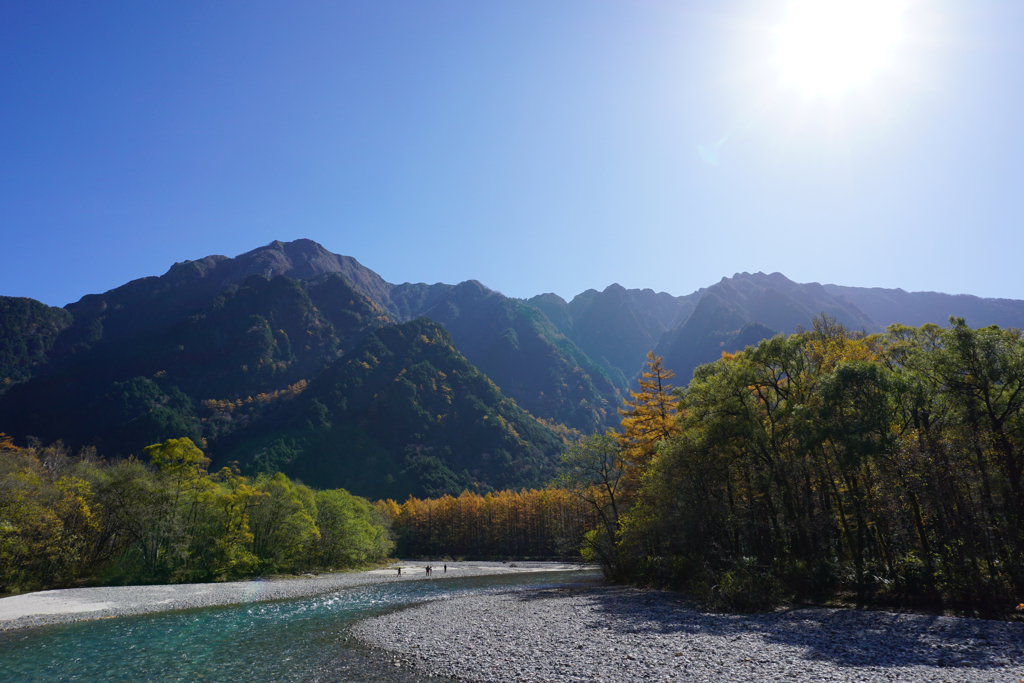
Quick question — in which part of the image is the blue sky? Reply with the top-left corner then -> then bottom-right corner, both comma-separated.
2,1 -> 1023,308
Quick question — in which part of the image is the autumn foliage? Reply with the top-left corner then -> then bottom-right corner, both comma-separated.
617,351 -> 681,499
377,488 -> 597,559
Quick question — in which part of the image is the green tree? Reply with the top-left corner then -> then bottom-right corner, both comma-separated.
248,473 -> 320,572
187,466 -> 260,579
940,318 -> 1024,543
554,433 -> 626,576
0,437 -> 102,591
145,437 -> 209,481
315,488 -> 393,567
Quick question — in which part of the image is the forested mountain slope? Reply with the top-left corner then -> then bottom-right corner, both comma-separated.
220,242 -> 627,432
0,296 -> 73,390
0,241 -> 586,499
52,239 -> 390,360
0,271 -> 390,456
214,318 -> 565,499
412,280 -> 621,433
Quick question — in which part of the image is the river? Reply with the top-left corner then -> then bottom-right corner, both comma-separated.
0,569 -> 598,682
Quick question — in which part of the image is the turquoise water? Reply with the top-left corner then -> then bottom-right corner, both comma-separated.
0,571 -> 596,683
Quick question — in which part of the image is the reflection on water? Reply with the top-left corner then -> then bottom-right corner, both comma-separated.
0,571 -> 597,683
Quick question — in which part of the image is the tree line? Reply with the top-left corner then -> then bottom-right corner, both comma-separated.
396,316 -> 1023,615
596,316 -> 1022,614
0,436 -> 392,593
376,488 -> 597,559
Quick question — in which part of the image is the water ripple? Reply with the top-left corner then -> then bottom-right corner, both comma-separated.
0,571 -> 594,682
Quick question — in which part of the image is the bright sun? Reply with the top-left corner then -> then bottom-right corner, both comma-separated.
775,0 -> 904,99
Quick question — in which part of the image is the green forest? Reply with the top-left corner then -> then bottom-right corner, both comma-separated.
0,436 -> 392,594
598,316 -> 1024,615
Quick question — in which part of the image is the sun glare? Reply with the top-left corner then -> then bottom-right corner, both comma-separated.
775,0 -> 903,99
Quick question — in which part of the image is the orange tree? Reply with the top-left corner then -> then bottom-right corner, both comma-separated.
617,352 -> 681,498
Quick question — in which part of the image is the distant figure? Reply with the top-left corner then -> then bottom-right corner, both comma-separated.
444,564 -> 447,573
397,567 -> 401,576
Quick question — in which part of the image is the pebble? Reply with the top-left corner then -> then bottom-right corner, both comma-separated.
353,584 -> 1024,683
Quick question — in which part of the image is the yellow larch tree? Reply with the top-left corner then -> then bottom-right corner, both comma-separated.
617,352 -> 681,495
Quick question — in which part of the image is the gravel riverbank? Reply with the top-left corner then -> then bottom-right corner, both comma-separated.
0,561 -> 582,632
353,583 -> 1024,683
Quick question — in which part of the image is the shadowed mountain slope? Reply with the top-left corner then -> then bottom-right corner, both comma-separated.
654,272 -> 873,384
0,271 -> 391,456
124,240 -> 624,433
0,297 -> 73,391
527,292 -> 574,334
414,280 -> 622,432
8,238 -> 1024,501
528,285 -> 699,386
568,284 -> 697,383
3,238 -> 621,439
0,241 -> 585,499
54,239 -> 392,359
823,284 -> 1024,331
214,318 -> 565,500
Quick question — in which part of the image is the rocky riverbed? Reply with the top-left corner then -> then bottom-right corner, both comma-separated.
353,583 -> 1024,682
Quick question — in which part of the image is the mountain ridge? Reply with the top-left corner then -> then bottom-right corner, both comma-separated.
4,238 -> 1024,500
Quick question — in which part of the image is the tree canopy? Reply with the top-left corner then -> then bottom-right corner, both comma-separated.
566,316 -> 1024,615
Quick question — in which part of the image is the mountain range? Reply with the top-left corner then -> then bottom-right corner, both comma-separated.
3,238 -> 1023,499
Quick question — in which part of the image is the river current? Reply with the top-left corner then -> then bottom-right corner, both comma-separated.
0,570 -> 596,682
